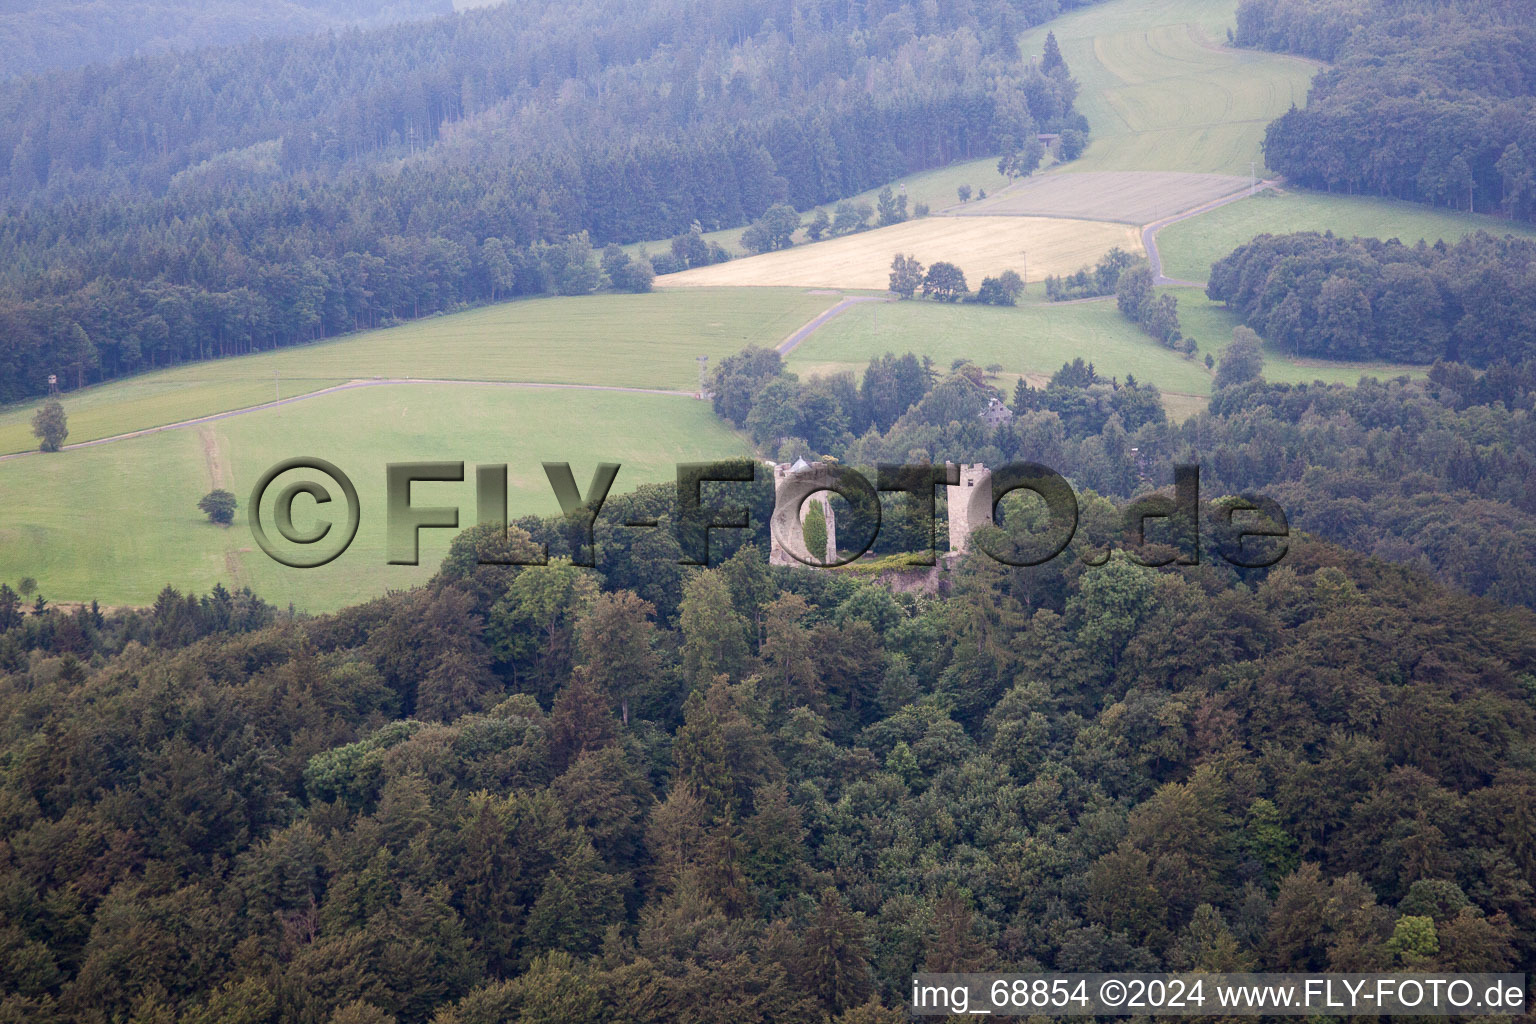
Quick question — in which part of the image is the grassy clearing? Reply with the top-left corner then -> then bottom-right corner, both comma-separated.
961,171 -> 1249,224
0,428 -> 229,610
1020,0 -> 1315,175
1156,188 -> 1536,282
783,289 -> 1425,409
0,375 -> 347,459
0,384 -> 747,612
1171,288 -> 1426,386
783,297 -> 1216,395
658,217 -> 1140,290
1160,391 -> 1210,422
0,288 -> 833,454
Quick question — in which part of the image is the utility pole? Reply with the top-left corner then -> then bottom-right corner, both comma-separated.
1251,160 -> 1257,197
275,370 -> 280,403
697,355 -> 709,398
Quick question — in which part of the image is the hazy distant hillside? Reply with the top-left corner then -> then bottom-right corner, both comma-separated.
0,0 -> 1094,402
0,0 -> 453,81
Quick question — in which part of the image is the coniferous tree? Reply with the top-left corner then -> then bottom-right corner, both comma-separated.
796,890 -> 874,1014
1041,30 -> 1066,73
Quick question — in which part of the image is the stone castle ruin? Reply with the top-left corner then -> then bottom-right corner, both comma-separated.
769,458 -> 840,566
946,463 -> 993,556
770,459 -> 993,566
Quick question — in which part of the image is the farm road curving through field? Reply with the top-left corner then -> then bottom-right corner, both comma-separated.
1141,178 -> 1279,285
777,295 -> 893,355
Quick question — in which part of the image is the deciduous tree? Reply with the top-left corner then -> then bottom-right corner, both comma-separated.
32,399 -> 67,452
198,489 -> 237,525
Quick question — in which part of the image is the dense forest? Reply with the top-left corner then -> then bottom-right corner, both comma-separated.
0,0 -> 452,81
6,321 -> 1536,1024
1,473 -> 1533,1021
1237,0 -> 1536,219
1206,230 -> 1536,366
0,0 -> 1092,402
712,343 -> 1536,612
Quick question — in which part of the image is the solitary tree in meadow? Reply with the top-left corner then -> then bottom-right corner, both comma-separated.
199,489 -> 238,525
32,399 -> 67,452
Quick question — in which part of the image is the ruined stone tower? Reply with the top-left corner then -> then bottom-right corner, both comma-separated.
769,458 -> 839,566
946,463 -> 993,555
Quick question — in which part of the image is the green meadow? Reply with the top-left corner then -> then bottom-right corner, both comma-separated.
1171,288 -> 1424,386
785,289 -> 1424,404
1156,189 -> 1536,283
0,384 -> 747,612
0,288 -> 833,454
1021,0 -> 1315,176
785,296 -> 1218,395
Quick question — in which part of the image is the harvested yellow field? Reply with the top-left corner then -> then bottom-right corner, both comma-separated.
657,216 -> 1142,290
